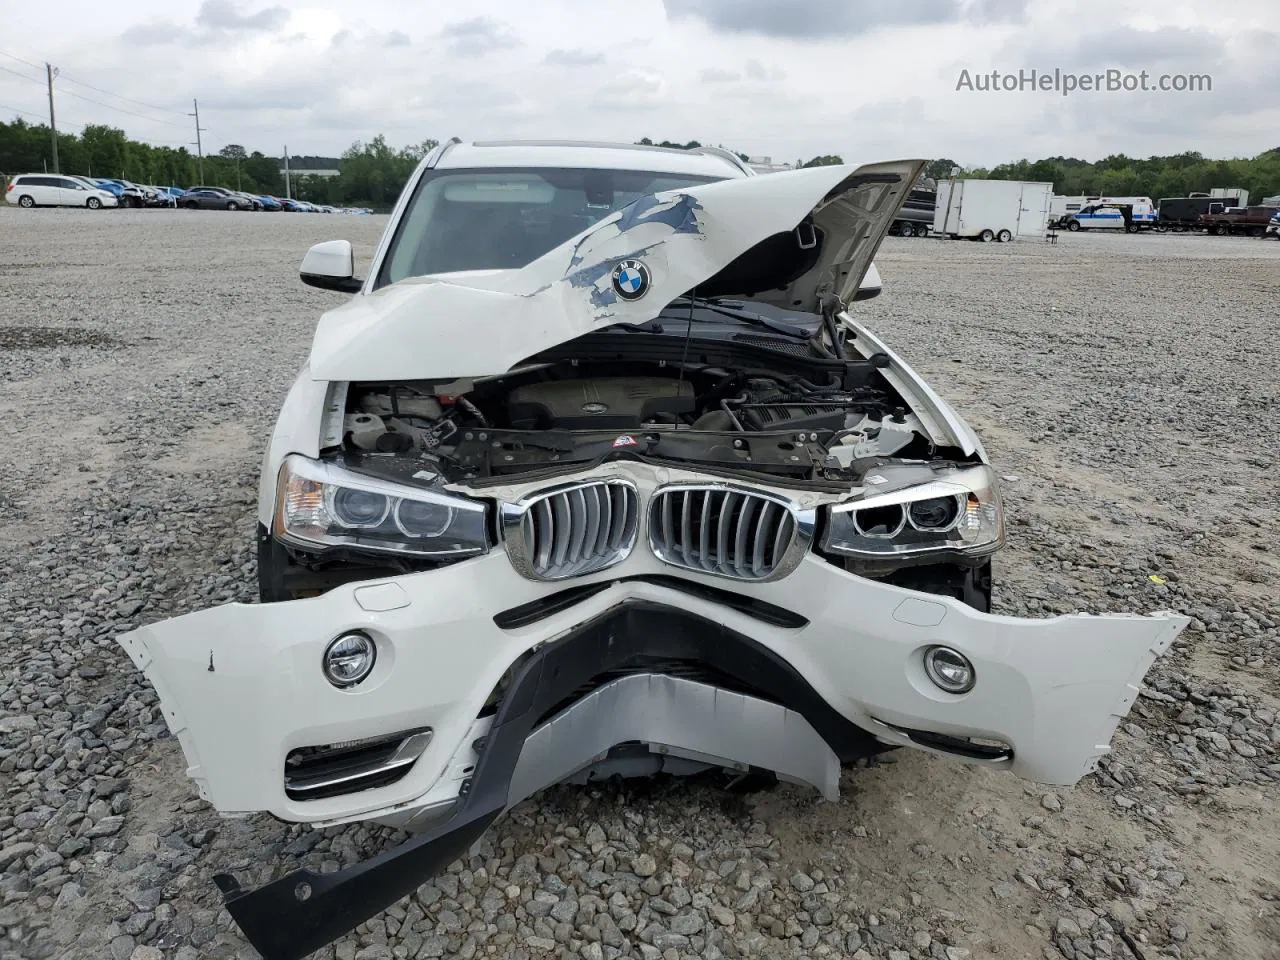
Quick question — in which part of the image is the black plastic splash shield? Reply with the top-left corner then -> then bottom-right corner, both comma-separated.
215,600 -> 883,959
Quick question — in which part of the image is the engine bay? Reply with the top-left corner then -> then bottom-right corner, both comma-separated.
333,337 -> 937,486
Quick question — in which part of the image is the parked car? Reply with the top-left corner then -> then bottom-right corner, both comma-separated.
5,173 -> 119,208
98,178 -> 151,207
182,187 -> 251,210
85,179 -> 127,201
140,185 -> 177,207
118,139 -> 1188,959
1264,209 -> 1280,239
256,195 -> 282,211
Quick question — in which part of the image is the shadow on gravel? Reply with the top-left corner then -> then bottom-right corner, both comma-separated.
0,326 -> 120,349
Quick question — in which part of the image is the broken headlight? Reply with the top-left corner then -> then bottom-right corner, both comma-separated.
273,454 -> 489,559
822,465 -> 1004,560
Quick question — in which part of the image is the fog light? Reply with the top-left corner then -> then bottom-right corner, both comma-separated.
923,646 -> 975,694
323,632 -> 376,688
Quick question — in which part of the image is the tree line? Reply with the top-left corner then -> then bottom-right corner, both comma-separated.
0,118 -> 436,208
4,115 -> 1278,207
942,149 -> 1280,202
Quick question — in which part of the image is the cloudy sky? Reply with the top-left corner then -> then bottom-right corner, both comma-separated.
1,0 -> 1276,165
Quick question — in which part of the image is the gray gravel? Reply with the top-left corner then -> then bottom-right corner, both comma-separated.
1,208 -> 1277,960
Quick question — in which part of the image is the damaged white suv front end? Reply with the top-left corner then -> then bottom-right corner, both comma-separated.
117,140 -> 1186,960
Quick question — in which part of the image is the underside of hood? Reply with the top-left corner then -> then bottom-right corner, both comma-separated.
309,159 -> 925,382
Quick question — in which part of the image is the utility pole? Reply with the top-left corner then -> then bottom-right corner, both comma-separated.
189,99 -> 206,182
283,145 -> 291,200
46,63 -> 59,174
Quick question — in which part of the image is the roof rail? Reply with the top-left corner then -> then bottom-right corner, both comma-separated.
428,137 -> 463,168
693,145 -> 753,176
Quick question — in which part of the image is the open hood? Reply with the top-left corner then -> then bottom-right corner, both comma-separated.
309,159 -> 925,382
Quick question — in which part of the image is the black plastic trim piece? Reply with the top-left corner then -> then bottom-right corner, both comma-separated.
491,575 -> 808,631
215,600 -> 882,959
491,582 -> 614,629
872,717 -> 1012,762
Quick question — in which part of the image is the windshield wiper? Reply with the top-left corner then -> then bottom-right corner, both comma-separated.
662,296 -> 812,340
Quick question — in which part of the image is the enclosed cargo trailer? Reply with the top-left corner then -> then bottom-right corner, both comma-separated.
933,179 -> 1052,242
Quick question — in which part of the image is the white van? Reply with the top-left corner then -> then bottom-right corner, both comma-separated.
5,174 -> 119,209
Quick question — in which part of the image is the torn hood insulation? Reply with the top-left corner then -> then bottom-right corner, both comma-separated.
309,160 -> 925,382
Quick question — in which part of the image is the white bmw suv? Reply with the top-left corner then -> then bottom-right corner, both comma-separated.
119,139 -> 1186,960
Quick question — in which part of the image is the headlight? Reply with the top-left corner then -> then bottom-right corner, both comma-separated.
822,465 -> 1003,560
274,454 -> 489,558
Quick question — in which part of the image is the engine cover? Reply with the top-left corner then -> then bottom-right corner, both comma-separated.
507,377 -> 695,429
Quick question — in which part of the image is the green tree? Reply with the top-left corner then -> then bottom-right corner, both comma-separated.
801,155 -> 844,167
924,158 -> 960,180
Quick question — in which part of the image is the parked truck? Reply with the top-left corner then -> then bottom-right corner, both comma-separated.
1051,199 -> 1157,232
1156,195 -> 1245,231
933,178 -> 1052,242
891,186 -> 936,237
1198,205 -> 1280,237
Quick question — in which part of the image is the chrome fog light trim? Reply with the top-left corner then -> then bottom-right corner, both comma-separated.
923,645 -> 975,694
323,632 -> 377,688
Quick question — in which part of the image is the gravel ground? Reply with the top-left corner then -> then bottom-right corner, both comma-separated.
1,208 -> 1277,960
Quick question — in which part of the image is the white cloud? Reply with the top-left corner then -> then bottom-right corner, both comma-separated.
0,0 -> 1275,165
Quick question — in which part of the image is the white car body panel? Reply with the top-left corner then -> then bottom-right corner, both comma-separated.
309,162 -> 919,383
120,485 -> 1187,823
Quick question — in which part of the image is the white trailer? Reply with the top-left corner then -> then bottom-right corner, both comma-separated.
933,179 -> 1053,241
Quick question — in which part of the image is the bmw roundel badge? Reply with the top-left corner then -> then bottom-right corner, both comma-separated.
610,259 -> 651,301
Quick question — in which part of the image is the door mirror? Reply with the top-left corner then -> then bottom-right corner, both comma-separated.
300,240 -> 362,293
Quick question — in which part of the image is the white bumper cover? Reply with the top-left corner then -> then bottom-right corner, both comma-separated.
119,544 -> 1187,825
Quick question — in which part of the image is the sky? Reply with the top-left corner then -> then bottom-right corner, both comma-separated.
0,0 -> 1277,166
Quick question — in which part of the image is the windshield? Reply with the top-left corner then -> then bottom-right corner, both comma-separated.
377,167 -> 724,288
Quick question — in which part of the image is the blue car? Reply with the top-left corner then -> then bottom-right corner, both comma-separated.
93,179 -> 127,199
256,195 -> 282,211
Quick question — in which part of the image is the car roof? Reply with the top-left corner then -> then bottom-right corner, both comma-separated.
434,140 -> 751,178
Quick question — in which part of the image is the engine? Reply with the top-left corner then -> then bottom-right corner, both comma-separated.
338,359 -> 924,481
505,377 -> 696,430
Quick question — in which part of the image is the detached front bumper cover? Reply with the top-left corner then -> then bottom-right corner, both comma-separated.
118,543 -> 1187,959
211,601 -> 883,960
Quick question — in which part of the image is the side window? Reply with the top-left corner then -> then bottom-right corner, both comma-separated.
55,178 -> 81,190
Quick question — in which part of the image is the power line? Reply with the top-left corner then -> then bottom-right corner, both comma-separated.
0,47 -> 41,70
1,48 -> 189,124
0,63 -> 43,85
58,72 -> 188,117
0,100 -> 45,120
51,85 -> 191,128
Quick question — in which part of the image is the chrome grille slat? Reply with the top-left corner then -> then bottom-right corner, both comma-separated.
698,492 -> 713,572
716,492 -> 735,576
752,501 -> 775,577
567,488 -> 588,566
679,492 -> 694,568
734,496 -> 759,578
771,510 -> 793,569
584,486 -> 602,559
649,485 -> 809,583
504,479 -> 638,581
